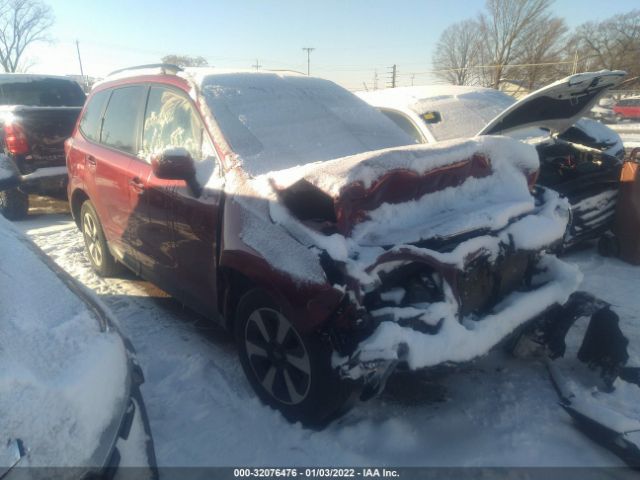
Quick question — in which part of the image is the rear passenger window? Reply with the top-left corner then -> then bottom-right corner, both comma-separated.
79,89 -> 110,142
142,86 -> 208,161
101,86 -> 146,154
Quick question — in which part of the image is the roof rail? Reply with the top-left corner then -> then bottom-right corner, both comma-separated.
107,63 -> 184,77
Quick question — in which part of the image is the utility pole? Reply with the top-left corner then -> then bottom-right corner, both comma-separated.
373,69 -> 378,90
302,47 -> 315,76
387,64 -> 397,88
410,74 -> 415,86
75,40 -> 86,89
252,59 -> 262,72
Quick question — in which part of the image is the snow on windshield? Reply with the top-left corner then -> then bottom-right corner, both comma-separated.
411,89 -> 516,141
200,73 -> 414,176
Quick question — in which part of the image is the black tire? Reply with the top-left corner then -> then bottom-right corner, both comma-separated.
0,187 -> 28,220
235,288 -> 356,426
80,200 -> 121,277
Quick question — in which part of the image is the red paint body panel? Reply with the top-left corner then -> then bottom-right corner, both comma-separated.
334,154 -> 491,234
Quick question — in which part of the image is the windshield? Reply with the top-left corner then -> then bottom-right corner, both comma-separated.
413,89 -> 516,141
0,77 -> 85,107
201,73 -> 413,176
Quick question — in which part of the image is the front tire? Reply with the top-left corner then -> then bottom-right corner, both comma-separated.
80,200 -> 121,277
235,288 -> 356,426
0,187 -> 28,220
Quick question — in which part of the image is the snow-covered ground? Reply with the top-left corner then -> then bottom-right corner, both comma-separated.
609,123 -> 640,151
11,207 -> 638,475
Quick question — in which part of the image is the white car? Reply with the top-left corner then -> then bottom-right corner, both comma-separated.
0,188 -> 156,477
358,72 -> 626,247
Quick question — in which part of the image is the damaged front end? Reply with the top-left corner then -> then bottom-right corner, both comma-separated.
331,188 -> 580,387
253,137 -> 587,397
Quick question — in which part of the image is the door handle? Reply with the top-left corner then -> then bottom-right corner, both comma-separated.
129,177 -> 145,194
86,155 -> 96,166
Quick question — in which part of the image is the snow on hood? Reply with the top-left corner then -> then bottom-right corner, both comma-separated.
0,216 -> 129,468
230,135 -> 565,287
264,135 -> 538,198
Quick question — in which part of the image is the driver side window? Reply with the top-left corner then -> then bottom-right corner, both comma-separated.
141,86 -> 213,163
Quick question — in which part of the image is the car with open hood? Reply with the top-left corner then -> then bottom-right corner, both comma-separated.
64,66 -> 622,426
0,170 -> 156,478
358,71 -> 627,248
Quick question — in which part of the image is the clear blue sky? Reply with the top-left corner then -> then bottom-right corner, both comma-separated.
28,0 -> 639,90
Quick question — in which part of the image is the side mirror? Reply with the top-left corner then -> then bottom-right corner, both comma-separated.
151,148 -> 201,196
0,155 -> 21,191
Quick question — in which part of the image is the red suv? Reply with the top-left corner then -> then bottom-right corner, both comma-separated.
66,65 -> 586,425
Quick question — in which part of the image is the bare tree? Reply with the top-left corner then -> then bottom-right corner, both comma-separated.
569,10 -> 640,85
477,0 -> 554,89
432,19 -> 482,85
0,0 -> 53,73
161,54 -> 209,68
512,16 -> 568,90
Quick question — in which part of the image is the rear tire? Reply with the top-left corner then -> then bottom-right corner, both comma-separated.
80,200 -> 121,277
235,288 -> 356,427
0,187 -> 28,220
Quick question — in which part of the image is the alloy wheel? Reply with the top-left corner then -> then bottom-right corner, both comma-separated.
244,307 -> 311,405
83,212 -> 103,266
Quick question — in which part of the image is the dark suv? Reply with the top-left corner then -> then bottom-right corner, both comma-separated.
0,74 -> 85,219
66,65 -> 583,425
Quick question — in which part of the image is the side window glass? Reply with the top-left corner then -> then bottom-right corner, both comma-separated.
101,85 -> 146,154
142,86 -> 209,162
381,109 -> 423,144
79,89 -> 110,142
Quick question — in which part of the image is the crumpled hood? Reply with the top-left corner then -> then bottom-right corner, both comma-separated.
261,136 -> 540,243
233,135 -> 570,292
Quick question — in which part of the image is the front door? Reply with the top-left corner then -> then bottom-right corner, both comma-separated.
135,84 -> 223,316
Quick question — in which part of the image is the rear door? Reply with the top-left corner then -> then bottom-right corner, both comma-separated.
134,84 -> 223,315
80,85 -> 147,266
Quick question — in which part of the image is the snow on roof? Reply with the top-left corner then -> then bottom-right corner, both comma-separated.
181,67 -> 306,85
0,217 -> 129,467
357,84 -> 500,110
0,73 -> 79,84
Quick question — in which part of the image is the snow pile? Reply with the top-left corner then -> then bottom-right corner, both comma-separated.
0,216 -> 129,468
